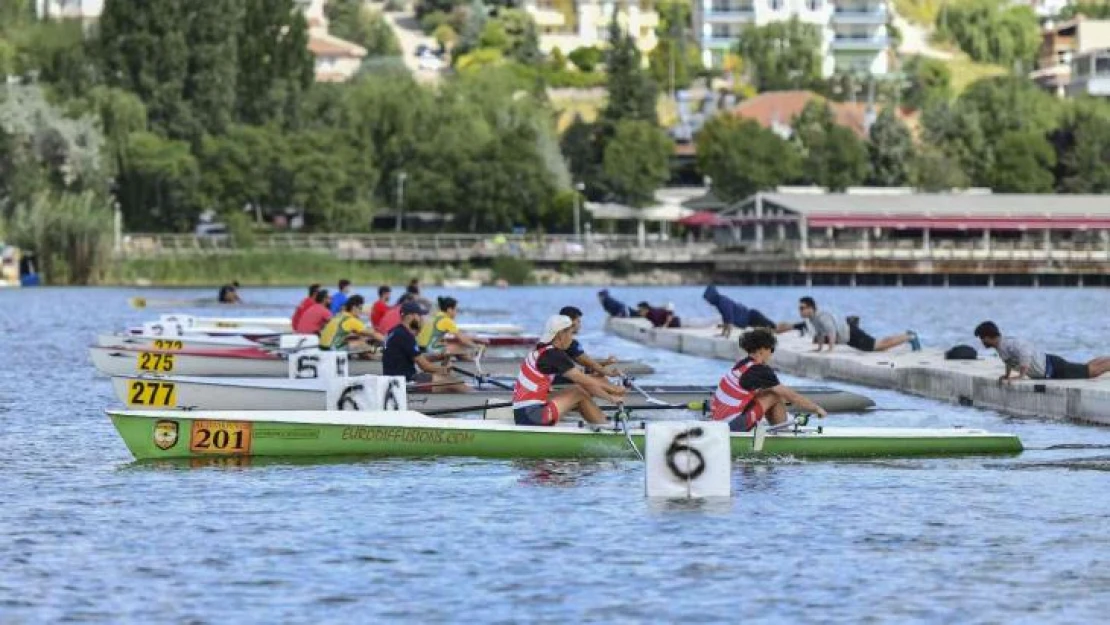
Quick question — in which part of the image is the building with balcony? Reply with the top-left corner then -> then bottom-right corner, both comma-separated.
693,0 -> 891,77
521,0 -> 660,55
1031,17 -> 1110,97
1067,48 -> 1110,97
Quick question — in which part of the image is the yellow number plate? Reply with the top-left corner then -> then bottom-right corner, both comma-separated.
137,352 -> 175,372
126,380 -> 178,407
152,339 -> 184,350
215,321 -> 239,328
189,421 -> 253,455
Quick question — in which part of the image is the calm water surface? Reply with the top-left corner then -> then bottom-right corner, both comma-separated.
2,285 -> 1110,623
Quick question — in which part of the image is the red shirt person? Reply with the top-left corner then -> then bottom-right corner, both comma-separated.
370,285 -> 392,329
291,284 -> 320,330
294,289 -> 332,334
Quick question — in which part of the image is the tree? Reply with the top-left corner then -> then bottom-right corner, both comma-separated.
560,114 -> 603,193
902,55 -> 952,108
198,125 -> 288,221
10,21 -> 96,98
602,120 -> 671,207
648,1 -> 702,93
867,108 -> 914,186
327,0 -> 402,57
791,101 -> 867,190
601,14 -> 658,127
1051,99 -> 1110,193
936,0 -> 1039,69
695,116 -> 801,201
236,0 -> 315,127
736,18 -> 823,92
986,131 -> 1055,192
911,145 -> 969,191
183,0 -> 242,138
454,0 -> 488,58
116,131 -> 202,231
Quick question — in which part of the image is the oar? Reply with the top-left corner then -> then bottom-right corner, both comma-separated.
424,401 -> 514,417
451,364 -> 514,391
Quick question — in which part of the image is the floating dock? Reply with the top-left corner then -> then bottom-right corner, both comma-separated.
607,318 -> 1110,426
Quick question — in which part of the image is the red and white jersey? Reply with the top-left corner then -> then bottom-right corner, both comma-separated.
512,345 -> 556,409
709,358 -> 758,422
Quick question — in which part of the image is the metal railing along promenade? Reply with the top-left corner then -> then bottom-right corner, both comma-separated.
117,233 -> 720,264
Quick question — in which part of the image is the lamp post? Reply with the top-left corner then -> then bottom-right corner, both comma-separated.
394,171 -> 407,233
573,181 -> 585,241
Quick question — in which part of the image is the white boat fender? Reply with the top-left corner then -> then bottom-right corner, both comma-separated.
646,421 -> 730,498
289,349 -> 348,380
327,375 -> 407,411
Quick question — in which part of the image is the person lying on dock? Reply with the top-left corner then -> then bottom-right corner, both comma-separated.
512,315 -> 626,426
597,289 -> 631,318
320,295 -> 385,352
418,296 -> 489,356
383,301 -> 468,393
798,297 -> 920,353
974,321 -> 1110,382
635,302 -> 681,328
558,306 -> 620,377
702,285 -> 799,337
709,328 -> 827,431
293,288 -> 332,335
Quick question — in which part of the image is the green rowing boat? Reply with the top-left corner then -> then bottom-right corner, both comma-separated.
107,409 -> 1023,461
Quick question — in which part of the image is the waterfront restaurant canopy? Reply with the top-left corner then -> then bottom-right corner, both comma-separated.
721,192 -> 1110,231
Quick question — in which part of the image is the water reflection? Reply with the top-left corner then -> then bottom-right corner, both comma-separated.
514,459 -> 611,487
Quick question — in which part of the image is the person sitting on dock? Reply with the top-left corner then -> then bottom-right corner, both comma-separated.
709,328 -> 828,432
558,306 -> 620,377
703,285 -> 799,337
383,301 -> 468,393
635,302 -> 681,328
218,281 -> 241,304
329,279 -> 352,314
512,315 -> 626,426
291,283 -> 320,330
974,321 -> 1110,381
418,296 -> 488,355
320,295 -> 384,352
294,289 -> 332,335
798,297 -> 920,353
597,289 -> 631,318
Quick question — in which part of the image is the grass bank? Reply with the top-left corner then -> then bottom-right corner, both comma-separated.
105,251 -> 417,287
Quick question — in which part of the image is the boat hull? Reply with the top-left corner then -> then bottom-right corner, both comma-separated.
106,410 -> 1023,461
110,376 -> 874,413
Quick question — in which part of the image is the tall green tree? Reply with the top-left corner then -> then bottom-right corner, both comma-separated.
695,115 -> 801,201
601,13 -> 658,127
911,145 -> 969,191
116,131 -> 202,231
648,1 -> 701,93
183,0 -> 242,138
736,17 -> 823,92
902,55 -> 952,108
791,101 -> 867,190
986,131 -> 1056,192
867,108 -> 914,186
327,0 -> 402,56
936,0 -> 1039,69
1051,99 -> 1110,193
236,0 -> 315,127
602,120 -> 671,207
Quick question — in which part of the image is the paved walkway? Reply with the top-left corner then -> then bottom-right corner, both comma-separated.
372,1 -> 444,82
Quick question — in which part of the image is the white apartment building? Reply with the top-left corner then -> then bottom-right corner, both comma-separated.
693,0 -> 891,77
35,0 -> 104,21
522,0 -> 660,55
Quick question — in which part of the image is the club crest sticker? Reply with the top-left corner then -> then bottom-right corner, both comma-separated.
153,420 -> 179,450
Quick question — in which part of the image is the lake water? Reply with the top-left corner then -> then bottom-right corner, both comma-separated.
2,285 -> 1110,623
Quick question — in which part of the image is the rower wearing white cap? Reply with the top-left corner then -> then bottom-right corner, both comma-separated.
512,315 -> 627,426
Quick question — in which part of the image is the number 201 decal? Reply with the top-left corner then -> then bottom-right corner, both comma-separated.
137,352 -> 175,372
189,421 -> 253,455
127,380 -> 178,407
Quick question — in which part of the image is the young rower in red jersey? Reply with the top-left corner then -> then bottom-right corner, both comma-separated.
710,328 -> 827,432
512,315 -> 627,426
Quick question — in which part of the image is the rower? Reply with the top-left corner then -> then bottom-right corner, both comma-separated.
417,296 -> 487,356
512,315 -> 626,426
291,283 -> 321,330
558,306 -> 620,377
709,328 -> 827,431
370,285 -> 392,330
329,279 -> 352,314
319,295 -> 384,351
218,281 -> 241,304
383,301 -> 468,393
293,289 -> 332,335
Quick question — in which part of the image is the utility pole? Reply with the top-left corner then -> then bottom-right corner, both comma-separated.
573,181 -> 585,240
394,171 -> 407,233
